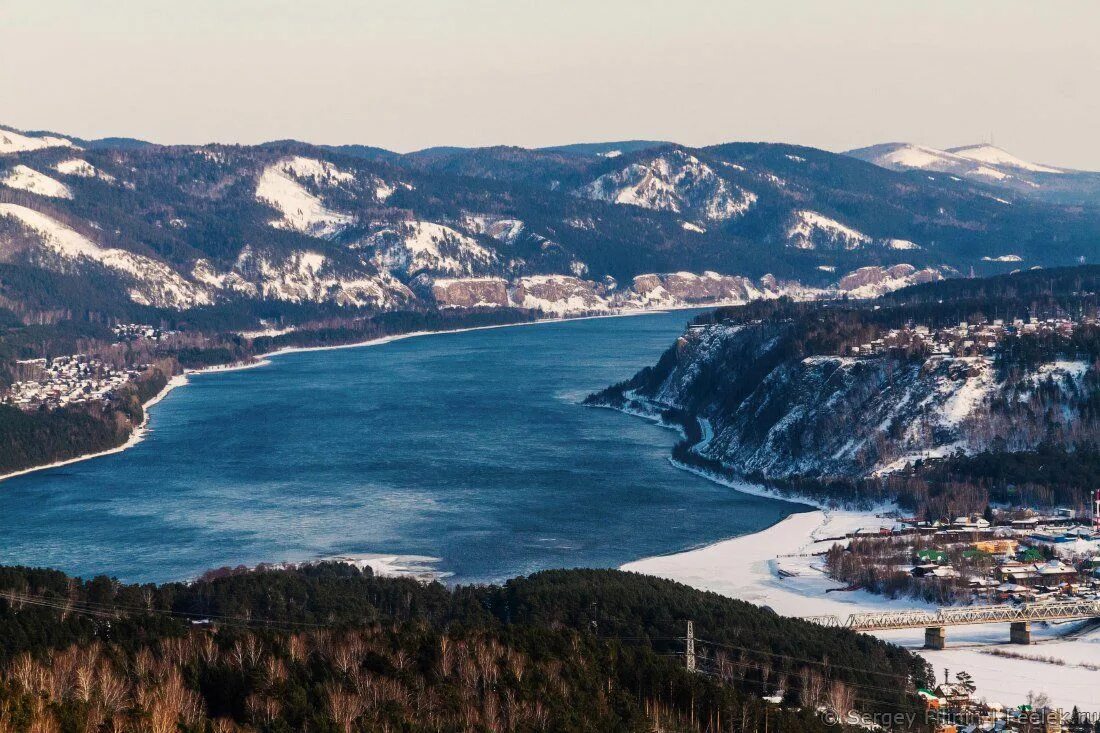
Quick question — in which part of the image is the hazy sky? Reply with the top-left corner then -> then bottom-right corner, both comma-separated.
3,0 -> 1099,167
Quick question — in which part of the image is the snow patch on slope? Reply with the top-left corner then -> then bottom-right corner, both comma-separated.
836,264 -> 943,298
935,357 -> 996,429
627,271 -> 775,309
0,129 -> 74,155
885,238 -> 919,250
512,275 -> 610,315
462,214 -> 525,244
53,159 -> 115,182
255,157 -> 355,237
786,210 -> 870,250
365,221 -> 496,276
2,165 -> 73,199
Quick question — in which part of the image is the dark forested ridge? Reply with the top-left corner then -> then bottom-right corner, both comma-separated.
0,563 -> 930,732
589,266 -> 1100,517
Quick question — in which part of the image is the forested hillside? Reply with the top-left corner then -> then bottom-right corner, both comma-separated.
0,563 -> 930,732
3,122 -> 1099,328
589,266 -> 1100,516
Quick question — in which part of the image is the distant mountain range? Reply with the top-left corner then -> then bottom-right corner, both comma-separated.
844,141 -> 1100,205
1,123 -> 1099,326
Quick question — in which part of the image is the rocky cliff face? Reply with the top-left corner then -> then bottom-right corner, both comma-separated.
605,320 -> 1097,480
427,265 -> 947,316
628,272 -> 769,306
510,275 -> 609,315
430,277 -> 510,308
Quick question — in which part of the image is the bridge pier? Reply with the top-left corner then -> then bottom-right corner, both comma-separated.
1010,621 -> 1032,645
924,626 -> 946,649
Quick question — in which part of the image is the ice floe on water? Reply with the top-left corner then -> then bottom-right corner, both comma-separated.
324,554 -> 453,582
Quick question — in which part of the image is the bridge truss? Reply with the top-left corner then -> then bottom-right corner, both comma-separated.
801,599 -> 1100,632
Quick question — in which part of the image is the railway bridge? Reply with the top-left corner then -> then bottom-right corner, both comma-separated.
801,599 -> 1100,648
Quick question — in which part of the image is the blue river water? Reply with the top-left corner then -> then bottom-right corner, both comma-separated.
0,311 -> 803,584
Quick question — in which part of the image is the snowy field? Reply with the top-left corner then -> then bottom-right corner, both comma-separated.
624,505 -> 1100,711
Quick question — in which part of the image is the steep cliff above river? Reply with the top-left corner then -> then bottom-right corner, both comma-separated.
588,282 -> 1100,487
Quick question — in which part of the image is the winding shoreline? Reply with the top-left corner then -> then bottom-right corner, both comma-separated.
0,306 -> 706,484
588,394 -> 856,513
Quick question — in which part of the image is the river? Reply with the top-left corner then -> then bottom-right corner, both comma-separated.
0,311 -> 804,583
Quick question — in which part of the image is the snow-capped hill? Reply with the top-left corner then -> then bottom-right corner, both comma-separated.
0,204 -> 210,308
255,157 -> 356,238
852,142 -> 963,172
786,210 -> 870,250
845,141 -> 1100,205
0,128 -> 74,155
2,165 -> 73,199
847,142 -> 1012,181
364,221 -> 496,277
53,159 -> 116,182
578,149 -> 756,221
947,144 -> 1063,174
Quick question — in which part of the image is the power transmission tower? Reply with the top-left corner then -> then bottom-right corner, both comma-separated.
685,620 -> 696,672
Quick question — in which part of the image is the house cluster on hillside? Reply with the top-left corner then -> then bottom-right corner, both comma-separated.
3,355 -> 144,410
112,323 -> 175,342
846,315 -> 1088,358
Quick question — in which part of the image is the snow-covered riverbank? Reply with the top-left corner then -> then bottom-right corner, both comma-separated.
624,505 -> 1100,711
0,373 -> 190,483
